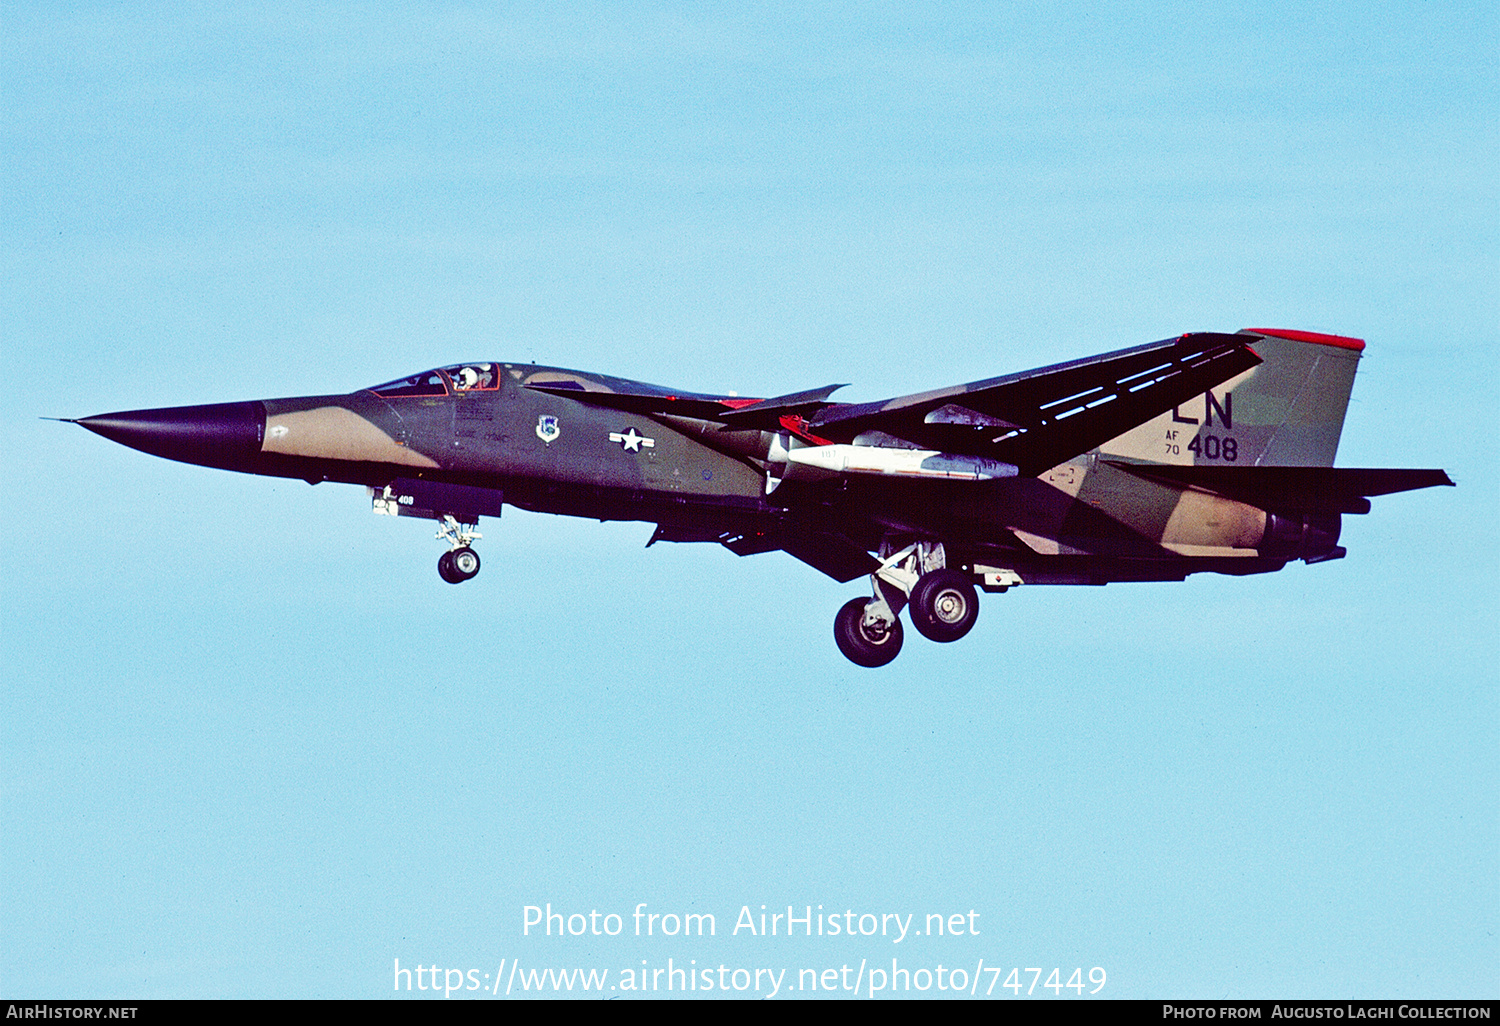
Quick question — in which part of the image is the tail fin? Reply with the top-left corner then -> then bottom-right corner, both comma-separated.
1098,327 -> 1363,468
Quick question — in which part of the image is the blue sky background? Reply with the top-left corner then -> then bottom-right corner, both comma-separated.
2,2 -> 1495,999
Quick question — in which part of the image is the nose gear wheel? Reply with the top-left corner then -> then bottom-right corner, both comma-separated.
438,546 -> 481,584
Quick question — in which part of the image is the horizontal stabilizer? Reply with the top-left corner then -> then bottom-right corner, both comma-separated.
1105,462 -> 1454,514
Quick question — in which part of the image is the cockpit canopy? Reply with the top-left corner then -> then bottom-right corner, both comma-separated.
369,364 -> 501,397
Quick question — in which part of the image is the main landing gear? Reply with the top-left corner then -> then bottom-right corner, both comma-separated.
832,541 -> 986,667
908,569 -> 978,643
435,515 -> 482,585
834,597 -> 906,667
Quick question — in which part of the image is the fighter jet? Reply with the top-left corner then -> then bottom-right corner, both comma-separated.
66,328 -> 1451,666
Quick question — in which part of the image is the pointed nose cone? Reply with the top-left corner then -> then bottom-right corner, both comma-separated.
77,401 -> 266,470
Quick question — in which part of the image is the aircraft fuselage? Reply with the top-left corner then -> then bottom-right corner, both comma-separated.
71,333 -> 1452,666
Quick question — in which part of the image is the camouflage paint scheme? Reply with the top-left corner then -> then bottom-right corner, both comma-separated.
72,328 -> 1452,666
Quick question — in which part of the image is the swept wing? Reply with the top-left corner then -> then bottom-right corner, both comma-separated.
526,333 -> 1261,479
806,332 -> 1262,476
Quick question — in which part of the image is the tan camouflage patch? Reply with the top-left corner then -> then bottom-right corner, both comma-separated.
523,371 -> 617,392
1160,488 -> 1266,552
1098,366 -> 1257,464
1042,460 -> 1087,498
263,407 -> 440,468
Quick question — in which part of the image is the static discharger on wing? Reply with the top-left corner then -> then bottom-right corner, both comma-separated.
65,329 -> 1452,666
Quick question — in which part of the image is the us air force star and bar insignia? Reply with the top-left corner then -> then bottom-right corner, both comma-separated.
609,427 -> 655,452
535,415 -> 560,444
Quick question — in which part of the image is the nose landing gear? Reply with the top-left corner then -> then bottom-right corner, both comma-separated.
438,546 -> 481,584
435,515 -> 482,584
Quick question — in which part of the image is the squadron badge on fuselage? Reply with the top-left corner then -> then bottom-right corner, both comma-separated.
535,415 -> 560,444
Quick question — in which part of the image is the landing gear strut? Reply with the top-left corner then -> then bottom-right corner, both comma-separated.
435,515 -> 482,584
831,539 -> 991,665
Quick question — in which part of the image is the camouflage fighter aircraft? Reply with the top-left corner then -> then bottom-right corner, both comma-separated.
67,328 -> 1451,666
